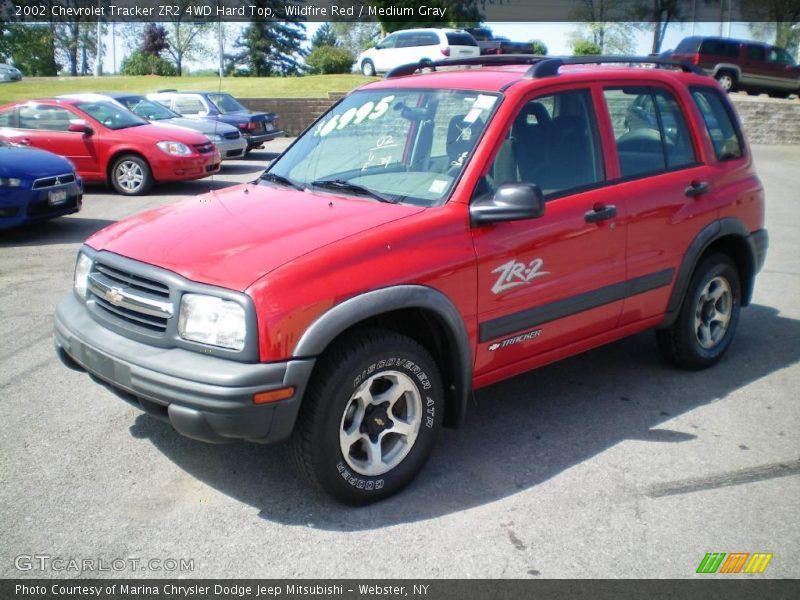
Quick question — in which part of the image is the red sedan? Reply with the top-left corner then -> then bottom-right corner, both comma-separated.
0,98 -> 221,195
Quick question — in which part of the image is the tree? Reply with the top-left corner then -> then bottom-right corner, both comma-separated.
1,24 -> 60,75
142,23 -> 170,57
331,22 -> 381,57
742,0 -> 800,55
634,0 -> 683,54
164,21 -> 211,76
120,50 -> 177,76
229,3 -> 307,76
572,39 -> 603,55
530,39 -> 548,55
311,23 -> 338,50
306,45 -> 354,74
368,0 -> 483,34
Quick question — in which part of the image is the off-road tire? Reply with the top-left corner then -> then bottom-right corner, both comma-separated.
290,328 -> 443,505
657,252 -> 741,370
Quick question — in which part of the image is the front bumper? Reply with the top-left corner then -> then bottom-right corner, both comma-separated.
151,151 -> 221,183
0,180 -> 82,229
54,293 -> 313,444
215,137 -> 248,160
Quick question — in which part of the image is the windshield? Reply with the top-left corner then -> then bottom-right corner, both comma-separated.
75,101 -> 147,130
207,93 -> 248,114
117,96 -> 178,121
266,89 -> 500,206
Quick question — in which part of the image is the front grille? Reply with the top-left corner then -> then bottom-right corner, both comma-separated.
193,142 -> 215,154
88,261 -> 173,334
224,131 -> 241,140
32,173 -> 75,189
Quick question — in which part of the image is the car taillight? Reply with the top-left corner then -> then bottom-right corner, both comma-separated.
247,121 -> 259,131
237,123 -> 249,130
694,52 -> 701,64
441,47 -> 450,57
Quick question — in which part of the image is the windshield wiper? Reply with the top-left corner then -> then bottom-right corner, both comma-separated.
258,172 -> 305,191
311,178 -> 398,204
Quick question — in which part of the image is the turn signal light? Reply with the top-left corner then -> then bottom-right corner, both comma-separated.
253,387 -> 295,404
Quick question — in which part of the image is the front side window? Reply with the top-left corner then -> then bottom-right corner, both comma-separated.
266,89 -> 500,206
378,34 -> 398,49
479,89 -> 603,199
207,93 -> 248,114
690,87 -> 744,161
603,87 -> 696,178
74,102 -> 147,130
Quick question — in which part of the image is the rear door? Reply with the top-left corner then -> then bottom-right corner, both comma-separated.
471,84 -> 626,379
598,82 -> 712,325
5,103 -> 101,177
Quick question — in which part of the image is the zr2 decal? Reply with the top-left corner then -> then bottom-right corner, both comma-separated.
491,258 -> 549,294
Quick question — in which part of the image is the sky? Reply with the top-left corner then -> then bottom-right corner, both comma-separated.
101,21 -> 763,75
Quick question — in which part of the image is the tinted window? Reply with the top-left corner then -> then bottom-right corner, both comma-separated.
604,87 -> 696,178
18,105 -> 74,131
675,37 -> 701,54
700,39 -> 739,57
774,48 -> 796,65
482,89 -> 603,198
691,87 -> 744,161
746,45 -> 766,61
446,32 -> 478,46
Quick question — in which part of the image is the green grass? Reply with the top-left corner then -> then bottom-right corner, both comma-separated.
0,74 -> 377,103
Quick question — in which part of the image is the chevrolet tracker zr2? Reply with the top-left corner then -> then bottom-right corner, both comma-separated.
55,56 -> 768,504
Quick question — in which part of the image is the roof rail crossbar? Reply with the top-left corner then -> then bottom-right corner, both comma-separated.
385,54 -> 547,79
527,56 -> 705,78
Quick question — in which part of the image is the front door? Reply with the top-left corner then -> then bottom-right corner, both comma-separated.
471,86 -> 626,379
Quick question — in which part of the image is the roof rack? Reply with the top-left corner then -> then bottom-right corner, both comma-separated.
527,56 -> 705,78
385,54 -> 547,79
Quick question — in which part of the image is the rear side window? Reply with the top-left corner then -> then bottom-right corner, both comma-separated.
446,32 -> 478,47
690,87 -> 744,161
675,37 -> 701,54
173,96 -> 207,115
700,39 -> 739,58
603,87 -> 696,178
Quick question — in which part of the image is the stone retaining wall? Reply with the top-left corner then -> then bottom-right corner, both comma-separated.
241,92 -> 800,144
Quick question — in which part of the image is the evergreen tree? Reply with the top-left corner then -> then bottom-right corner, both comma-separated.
311,23 -> 338,50
230,3 -> 307,76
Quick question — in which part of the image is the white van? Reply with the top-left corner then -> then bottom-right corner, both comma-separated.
356,28 -> 480,76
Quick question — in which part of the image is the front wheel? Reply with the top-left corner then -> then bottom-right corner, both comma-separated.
290,329 -> 443,505
110,154 -> 152,195
657,252 -> 741,370
361,60 -> 376,77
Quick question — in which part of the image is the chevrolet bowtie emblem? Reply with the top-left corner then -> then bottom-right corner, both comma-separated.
105,287 -> 125,306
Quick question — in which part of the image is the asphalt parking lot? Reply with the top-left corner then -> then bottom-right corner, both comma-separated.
1,143 -> 798,579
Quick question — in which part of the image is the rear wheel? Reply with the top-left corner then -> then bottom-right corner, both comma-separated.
290,329 -> 443,505
110,154 -> 152,196
657,253 -> 741,370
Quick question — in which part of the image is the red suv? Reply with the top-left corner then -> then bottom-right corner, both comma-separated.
0,98 -> 221,195
54,56 -> 768,504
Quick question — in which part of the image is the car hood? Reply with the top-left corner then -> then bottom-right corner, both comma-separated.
118,122 -> 209,145
150,117 -> 239,136
85,183 -> 425,291
0,145 -> 74,178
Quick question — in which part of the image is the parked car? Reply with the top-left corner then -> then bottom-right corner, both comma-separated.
356,28 -> 480,76
55,56 -> 767,504
60,93 -> 248,160
0,98 -> 220,195
672,36 -> 800,97
147,91 -> 282,153
465,27 -> 535,55
0,139 -> 82,229
0,63 -> 22,82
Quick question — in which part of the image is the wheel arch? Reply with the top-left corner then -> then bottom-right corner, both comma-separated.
106,149 -> 151,186
713,64 -> 742,81
293,286 -> 473,429
661,218 -> 759,328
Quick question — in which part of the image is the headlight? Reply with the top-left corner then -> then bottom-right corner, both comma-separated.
178,294 -> 246,351
0,177 -> 22,188
206,134 -> 223,142
156,141 -> 192,156
74,253 -> 92,298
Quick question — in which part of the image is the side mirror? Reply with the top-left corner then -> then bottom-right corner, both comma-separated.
68,119 -> 93,135
470,183 -> 545,227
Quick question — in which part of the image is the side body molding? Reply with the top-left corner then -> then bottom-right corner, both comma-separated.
293,285 -> 474,429
661,217 -> 760,328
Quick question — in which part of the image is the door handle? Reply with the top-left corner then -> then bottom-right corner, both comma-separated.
585,204 -> 617,223
685,181 -> 709,197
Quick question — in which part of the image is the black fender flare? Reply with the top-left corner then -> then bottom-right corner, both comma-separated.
293,285 -> 473,429
661,217 -> 758,328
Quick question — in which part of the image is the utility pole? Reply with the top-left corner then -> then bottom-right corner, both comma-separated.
111,22 -> 116,74
218,21 -> 224,78
94,19 -> 102,76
